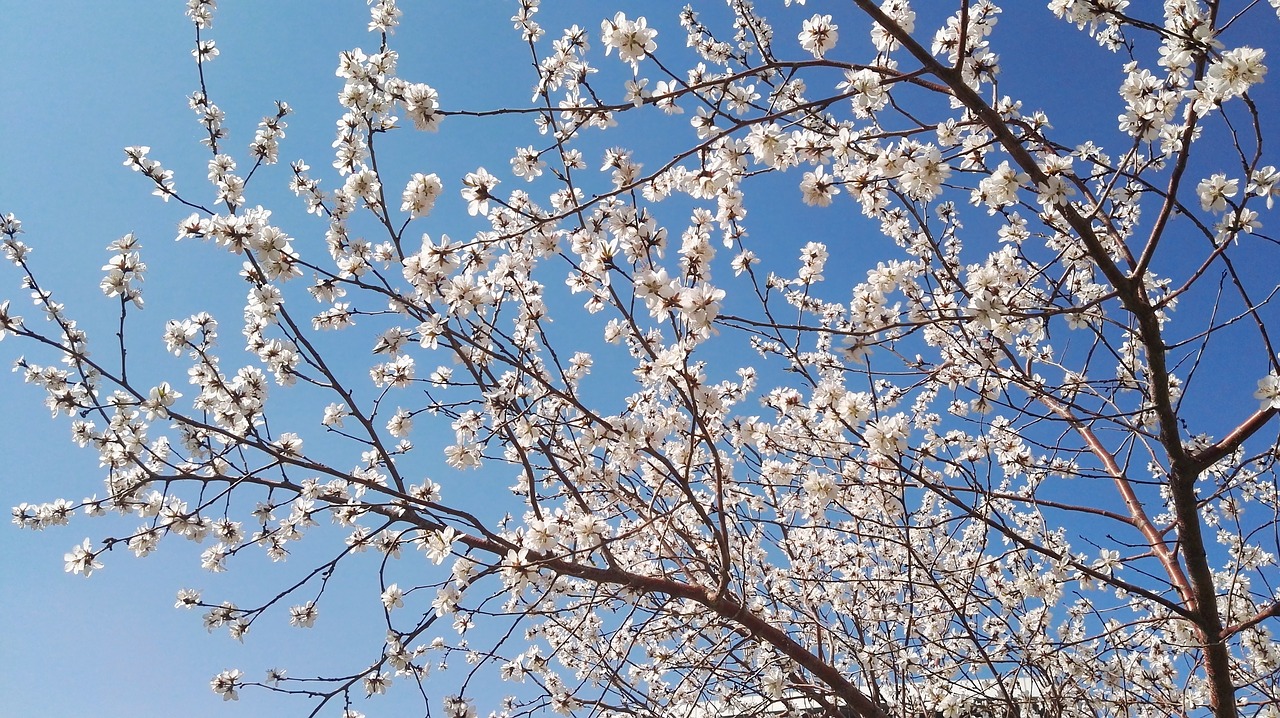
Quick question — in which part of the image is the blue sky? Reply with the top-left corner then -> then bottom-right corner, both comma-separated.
2,2 -> 1278,717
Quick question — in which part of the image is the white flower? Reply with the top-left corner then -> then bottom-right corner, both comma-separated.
1093,548 -> 1122,574
443,696 -> 477,718
289,601 -> 318,628
1197,173 -> 1238,212
210,669 -> 242,701
799,166 -> 839,206
402,82 -> 441,131
1207,46 -> 1267,98
143,382 -> 181,419
623,78 -> 648,106
176,588 -> 202,609
900,144 -> 951,200
322,402 -> 349,427
746,123 -> 796,169
193,39 -> 219,62
798,14 -> 838,58
63,538 -> 103,577
761,666 -> 786,699
423,526 -> 459,564
864,414 -> 909,457
601,13 -> 657,65
401,172 -> 443,217
371,354 -> 415,388
460,168 -> 499,216
200,543 -> 230,573
381,584 -> 405,611
0,300 -> 20,340
975,161 -> 1028,212
432,584 -> 461,616
364,671 -> 391,696
1247,165 -> 1280,209
386,408 -> 413,437
344,169 -> 381,203
1035,175 -> 1074,207
1255,373 -> 1280,411
839,68 -> 888,116
510,146 -> 545,181
678,283 -> 725,333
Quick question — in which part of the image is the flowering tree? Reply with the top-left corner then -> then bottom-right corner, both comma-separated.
4,1 -> 1280,717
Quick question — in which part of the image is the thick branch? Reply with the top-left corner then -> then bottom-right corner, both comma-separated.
1189,407 -> 1279,470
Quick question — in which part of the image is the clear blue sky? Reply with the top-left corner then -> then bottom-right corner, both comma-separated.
2,2 -> 1276,717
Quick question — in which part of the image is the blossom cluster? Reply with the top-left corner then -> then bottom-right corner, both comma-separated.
4,1 -> 1280,718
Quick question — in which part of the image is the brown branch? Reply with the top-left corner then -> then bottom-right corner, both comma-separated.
1219,600 -> 1280,640
451,533 -> 892,718
1189,407 -> 1279,471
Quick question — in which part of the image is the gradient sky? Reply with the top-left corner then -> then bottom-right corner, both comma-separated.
2,2 -> 1277,717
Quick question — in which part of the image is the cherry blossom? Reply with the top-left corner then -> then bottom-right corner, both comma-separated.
4,2 -> 1280,718
798,14 -> 838,58
600,12 -> 657,65
1198,173 -> 1239,212
63,538 -> 103,577
1256,374 -> 1280,411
